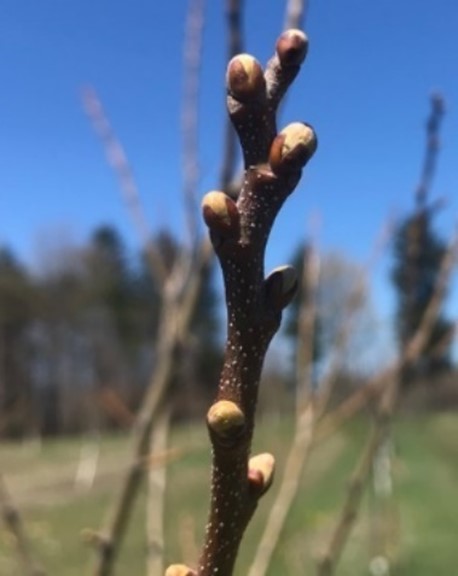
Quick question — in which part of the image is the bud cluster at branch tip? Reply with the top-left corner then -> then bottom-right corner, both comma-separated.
276,29 -> 309,67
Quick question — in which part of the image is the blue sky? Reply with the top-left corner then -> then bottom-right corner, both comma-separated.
1,1 -> 458,331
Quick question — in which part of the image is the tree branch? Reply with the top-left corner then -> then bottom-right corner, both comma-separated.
181,0 -> 206,249
166,28 -> 317,576
0,474 -> 45,576
220,0 -> 244,192
147,404 -> 172,576
82,87 -> 168,288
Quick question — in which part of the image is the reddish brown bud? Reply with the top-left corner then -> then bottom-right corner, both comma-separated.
226,54 -> 265,101
269,122 -> 317,175
201,191 -> 240,237
276,29 -> 308,67
248,453 -> 275,495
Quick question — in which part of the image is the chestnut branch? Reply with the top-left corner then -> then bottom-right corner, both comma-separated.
166,29 -> 317,576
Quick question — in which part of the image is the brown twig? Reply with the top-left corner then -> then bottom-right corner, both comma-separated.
89,256 -> 209,576
0,474 -> 46,576
82,87 -> 168,289
86,3 -> 245,573
83,14 -> 213,572
415,93 -> 445,207
166,28 -> 318,576
181,0 -> 206,249
313,381 -> 380,445
284,0 -> 309,30
220,0 -> 244,192
316,424 -> 385,576
178,515 -> 200,569
147,404 -> 172,576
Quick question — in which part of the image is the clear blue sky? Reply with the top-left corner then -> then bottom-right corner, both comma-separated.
1,1 -> 457,325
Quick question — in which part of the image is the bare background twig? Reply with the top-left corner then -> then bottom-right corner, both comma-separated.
0,474 -> 45,576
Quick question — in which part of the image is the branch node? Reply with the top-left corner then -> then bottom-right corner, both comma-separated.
226,54 -> 266,102
276,29 -> 309,67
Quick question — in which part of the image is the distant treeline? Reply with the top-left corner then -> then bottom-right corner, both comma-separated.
0,226 -> 221,437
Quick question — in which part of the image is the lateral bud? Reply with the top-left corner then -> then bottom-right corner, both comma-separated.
269,122 -> 317,176
265,265 -> 298,310
226,54 -> 265,102
248,452 -> 276,496
207,400 -> 245,443
201,191 -> 240,238
276,29 -> 309,67
164,565 -> 196,576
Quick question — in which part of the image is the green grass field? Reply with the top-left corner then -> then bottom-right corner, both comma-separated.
0,412 -> 457,575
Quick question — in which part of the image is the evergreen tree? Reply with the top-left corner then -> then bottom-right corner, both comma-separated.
87,225 -> 136,345
391,95 -> 453,382
0,248 -> 35,436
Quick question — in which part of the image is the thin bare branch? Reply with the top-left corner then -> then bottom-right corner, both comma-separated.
220,0 -> 244,191
0,474 -> 46,576
181,0 -> 206,248
283,0 -> 309,31
90,265 -> 207,576
314,269 -> 368,418
415,93 -> 445,207
248,405 -> 315,576
296,244 -> 320,413
313,381 -> 380,445
87,3 -> 238,572
147,404 -> 172,576
316,424 -> 385,576
82,87 -> 167,287
178,515 -> 200,569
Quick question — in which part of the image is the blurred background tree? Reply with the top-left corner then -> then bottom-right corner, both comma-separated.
391,95 -> 454,386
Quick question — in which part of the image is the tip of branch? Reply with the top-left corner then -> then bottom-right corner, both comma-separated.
227,54 -> 266,102
276,29 -> 309,67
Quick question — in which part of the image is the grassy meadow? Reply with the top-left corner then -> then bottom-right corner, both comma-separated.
0,411 -> 457,575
